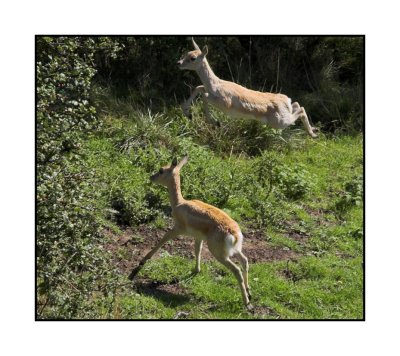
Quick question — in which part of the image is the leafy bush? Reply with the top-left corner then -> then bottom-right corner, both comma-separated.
108,168 -> 163,226
335,174 -> 363,212
273,164 -> 314,200
256,152 -> 314,200
36,37 -> 122,318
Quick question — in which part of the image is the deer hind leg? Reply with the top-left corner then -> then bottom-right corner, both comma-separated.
218,257 -> 252,309
236,251 -> 251,300
292,102 -> 318,138
194,239 -> 203,273
207,233 -> 252,309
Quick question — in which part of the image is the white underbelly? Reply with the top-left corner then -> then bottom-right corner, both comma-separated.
184,226 -> 207,241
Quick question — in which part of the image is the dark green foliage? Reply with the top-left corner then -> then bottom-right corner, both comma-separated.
95,36 -> 363,133
36,37 -> 123,318
94,37 -> 190,106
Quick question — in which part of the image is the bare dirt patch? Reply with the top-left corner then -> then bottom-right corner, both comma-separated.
104,224 -> 299,276
251,305 -> 280,319
287,230 -> 309,244
242,228 -> 298,263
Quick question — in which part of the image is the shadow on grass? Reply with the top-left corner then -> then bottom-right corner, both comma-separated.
132,278 -> 192,308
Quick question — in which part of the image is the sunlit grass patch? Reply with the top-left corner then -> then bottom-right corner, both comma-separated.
81,100 -> 363,319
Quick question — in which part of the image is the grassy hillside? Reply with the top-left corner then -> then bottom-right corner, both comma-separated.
77,91 -> 363,319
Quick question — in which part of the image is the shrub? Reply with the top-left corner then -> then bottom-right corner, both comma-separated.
256,152 -> 314,200
36,36 -> 122,318
335,174 -> 363,212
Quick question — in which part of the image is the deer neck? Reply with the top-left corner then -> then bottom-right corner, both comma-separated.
197,59 -> 220,92
167,175 -> 184,209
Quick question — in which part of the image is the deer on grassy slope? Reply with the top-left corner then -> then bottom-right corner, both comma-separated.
178,38 -> 318,138
128,156 -> 253,310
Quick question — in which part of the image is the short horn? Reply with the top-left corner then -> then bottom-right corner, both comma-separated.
192,37 -> 200,51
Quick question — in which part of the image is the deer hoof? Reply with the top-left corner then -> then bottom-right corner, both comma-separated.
246,303 -> 254,312
309,129 -> 318,138
311,127 -> 319,137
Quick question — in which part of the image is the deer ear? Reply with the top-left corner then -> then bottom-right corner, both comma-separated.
202,45 -> 208,56
171,157 -> 178,167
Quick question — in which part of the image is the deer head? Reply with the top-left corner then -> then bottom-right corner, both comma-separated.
177,38 -> 208,71
150,156 -> 189,187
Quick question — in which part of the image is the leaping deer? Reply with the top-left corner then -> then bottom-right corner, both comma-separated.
178,38 -> 318,138
128,155 -> 253,310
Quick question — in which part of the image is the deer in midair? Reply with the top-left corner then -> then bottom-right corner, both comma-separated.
178,38 -> 318,138
128,156 -> 253,310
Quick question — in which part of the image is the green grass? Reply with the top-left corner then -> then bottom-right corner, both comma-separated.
82,97 -> 363,320
99,254 -> 362,319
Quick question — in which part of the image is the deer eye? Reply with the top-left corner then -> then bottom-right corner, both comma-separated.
159,168 -> 164,174
190,56 -> 197,61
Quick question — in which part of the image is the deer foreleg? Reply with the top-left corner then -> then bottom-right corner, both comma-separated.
129,229 -> 178,280
202,93 -> 220,126
182,85 -> 205,119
